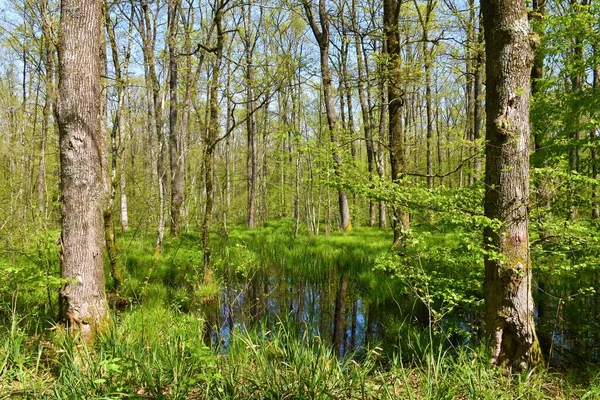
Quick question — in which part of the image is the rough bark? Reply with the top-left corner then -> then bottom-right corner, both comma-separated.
57,0 -> 108,340
482,0 -> 542,370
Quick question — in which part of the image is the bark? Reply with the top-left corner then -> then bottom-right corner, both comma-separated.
302,0 -> 352,232
482,0 -> 542,370
57,0 -> 108,340
384,0 -> 409,246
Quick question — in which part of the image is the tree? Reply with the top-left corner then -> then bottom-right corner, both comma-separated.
384,0 -> 410,246
133,0 -> 168,254
56,0 -> 108,339
481,0 -> 542,369
243,1 -> 259,229
302,0 -> 352,232
168,0 -> 185,236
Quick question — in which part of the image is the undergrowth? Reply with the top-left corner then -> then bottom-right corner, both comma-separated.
1,220 -> 599,398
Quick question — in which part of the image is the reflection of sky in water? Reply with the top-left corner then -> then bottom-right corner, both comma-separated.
212,279 -> 371,357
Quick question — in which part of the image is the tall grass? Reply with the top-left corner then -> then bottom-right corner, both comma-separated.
1,221 -> 600,398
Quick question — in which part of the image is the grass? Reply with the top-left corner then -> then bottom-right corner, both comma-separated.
1,219 -> 600,398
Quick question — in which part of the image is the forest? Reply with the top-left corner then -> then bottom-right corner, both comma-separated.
0,0 -> 599,398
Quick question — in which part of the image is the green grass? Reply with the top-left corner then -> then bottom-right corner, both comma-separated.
1,219 -> 600,398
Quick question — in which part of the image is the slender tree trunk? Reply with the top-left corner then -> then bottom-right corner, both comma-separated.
139,1 -> 168,254
57,0 -> 108,340
377,41 -> 388,229
105,2 -> 133,292
568,0 -> 588,221
39,0 -> 54,224
169,0 -> 184,236
482,0 -> 542,370
353,0 -> 377,225
473,12 -> 484,179
591,46 -> 599,219
244,4 -> 258,229
414,0 -> 436,189
202,3 -> 224,275
302,0 -> 352,232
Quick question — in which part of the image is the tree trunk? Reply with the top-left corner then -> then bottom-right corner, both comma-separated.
473,12 -> 484,179
39,0 -> 54,224
302,0 -> 352,232
591,46 -> 599,219
202,3 -> 224,275
384,0 -> 409,246
168,0 -> 184,236
57,0 -> 108,340
376,41 -> 388,228
244,3 -> 258,229
482,0 -> 542,370
104,2 -> 133,292
138,1 -> 168,254
530,0 -> 545,154
352,0 -> 377,226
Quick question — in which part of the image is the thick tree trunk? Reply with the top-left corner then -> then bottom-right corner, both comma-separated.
384,0 -> 409,246
57,0 -> 108,340
482,0 -> 542,370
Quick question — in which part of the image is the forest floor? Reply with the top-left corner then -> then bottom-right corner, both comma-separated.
1,220 -> 600,399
